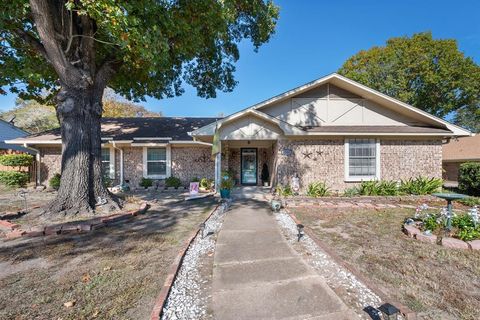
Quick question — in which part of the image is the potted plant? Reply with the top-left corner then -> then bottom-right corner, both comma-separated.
220,177 -> 233,198
261,163 -> 270,187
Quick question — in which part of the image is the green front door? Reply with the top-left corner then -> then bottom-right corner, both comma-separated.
241,148 -> 257,185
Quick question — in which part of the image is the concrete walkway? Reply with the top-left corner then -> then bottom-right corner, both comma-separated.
212,199 -> 356,320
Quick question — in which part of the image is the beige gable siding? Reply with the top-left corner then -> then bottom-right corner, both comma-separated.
261,83 -> 428,128
219,115 -> 282,140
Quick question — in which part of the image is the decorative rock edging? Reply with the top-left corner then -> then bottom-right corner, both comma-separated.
1,202 -> 150,240
287,209 -> 417,320
403,224 -> 480,250
281,195 -> 438,211
150,201 -> 228,320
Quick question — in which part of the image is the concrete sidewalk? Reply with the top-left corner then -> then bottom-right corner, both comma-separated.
212,199 -> 356,320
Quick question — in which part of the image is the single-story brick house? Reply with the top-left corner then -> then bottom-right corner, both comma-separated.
442,135 -> 479,183
7,73 -> 471,191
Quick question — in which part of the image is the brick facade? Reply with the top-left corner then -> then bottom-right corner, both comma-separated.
274,138 -> 443,192
37,138 -> 443,191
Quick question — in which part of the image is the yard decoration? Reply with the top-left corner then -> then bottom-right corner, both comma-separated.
1,0 -> 278,216
432,193 -> 467,232
378,303 -> 400,320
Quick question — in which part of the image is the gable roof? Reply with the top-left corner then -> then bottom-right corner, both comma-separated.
191,73 -> 471,137
6,117 -> 220,145
0,118 -> 31,152
443,135 -> 480,162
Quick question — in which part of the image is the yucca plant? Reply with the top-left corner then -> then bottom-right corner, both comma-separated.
306,181 -> 330,197
358,180 -> 398,196
400,177 -> 442,195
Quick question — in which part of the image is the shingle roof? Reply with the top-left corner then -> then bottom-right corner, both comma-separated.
10,117 -> 220,143
443,135 -> 480,161
303,125 -> 452,134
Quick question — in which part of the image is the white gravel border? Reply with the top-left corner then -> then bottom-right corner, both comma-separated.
161,200 -> 231,320
275,210 -> 386,319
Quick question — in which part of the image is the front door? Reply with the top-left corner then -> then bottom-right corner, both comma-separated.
241,148 -> 257,185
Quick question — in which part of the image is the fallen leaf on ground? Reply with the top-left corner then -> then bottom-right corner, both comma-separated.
82,273 -> 91,283
63,300 -> 76,308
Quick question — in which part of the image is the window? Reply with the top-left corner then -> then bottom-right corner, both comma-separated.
146,147 -> 167,177
101,148 -> 114,178
345,139 -> 379,181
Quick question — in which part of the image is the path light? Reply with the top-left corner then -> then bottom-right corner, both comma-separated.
378,303 -> 400,320
199,223 -> 206,238
296,224 -> 304,242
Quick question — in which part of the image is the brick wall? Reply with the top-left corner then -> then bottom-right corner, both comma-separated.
171,146 -> 214,184
39,147 -> 62,184
274,138 -> 443,192
123,147 -> 143,187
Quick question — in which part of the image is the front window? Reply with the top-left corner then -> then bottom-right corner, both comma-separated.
146,148 -> 166,176
346,139 -> 379,180
101,148 -> 112,178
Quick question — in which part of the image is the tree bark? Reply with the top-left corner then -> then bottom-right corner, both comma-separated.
46,86 -> 120,216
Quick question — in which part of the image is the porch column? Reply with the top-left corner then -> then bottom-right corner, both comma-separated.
214,142 -> 222,192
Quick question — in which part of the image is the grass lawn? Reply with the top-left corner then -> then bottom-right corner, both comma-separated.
0,196 -> 216,320
291,206 -> 480,320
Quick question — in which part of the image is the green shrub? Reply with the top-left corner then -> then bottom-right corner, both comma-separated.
458,196 -> 480,207
343,186 -> 360,197
457,227 -> 480,242
191,177 -> 200,182
306,181 -> 330,197
452,214 -> 475,229
358,180 -> 398,196
0,171 -> 29,187
400,177 -> 442,195
200,177 -> 213,189
276,184 -> 293,196
220,178 -> 234,190
49,173 -> 61,190
459,162 -> 480,196
422,215 -> 440,232
0,154 -> 34,168
140,177 -> 153,188
165,176 -> 182,188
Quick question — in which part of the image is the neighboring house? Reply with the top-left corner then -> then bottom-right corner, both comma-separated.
0,118 -> 31,154
6,73 -> 472,191
442,135 -> 480,183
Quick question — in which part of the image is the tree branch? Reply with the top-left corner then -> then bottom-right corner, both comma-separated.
12,28 -> 49,62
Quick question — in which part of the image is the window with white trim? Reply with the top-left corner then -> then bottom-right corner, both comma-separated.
101,148 -> 114,178
345,139 -> 379,181
146,147 -> 167,177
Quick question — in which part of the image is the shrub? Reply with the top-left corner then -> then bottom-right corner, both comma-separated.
306,181 -> 330,197
165,176 -> 182,188
276,184 -> 293,196
459,162 -> 480,196
457,227 -> 480,242
0,154 -> 34,168
358,180 -> 398,196
0,171 -> 29,187
400,177 -> 442,195
452,214 -> 475,229
200,177 -> 213,190
220,178 -> 233,190
140,178 -> 153,188
422,215 -> 440,232
49,173 -> 61,190
191,177 -> 200,182
343,186 -> 360,197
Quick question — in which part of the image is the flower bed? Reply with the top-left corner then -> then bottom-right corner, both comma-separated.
403,204 -> 480,250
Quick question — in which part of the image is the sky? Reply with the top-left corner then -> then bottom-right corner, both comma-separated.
1,0 -> 479,117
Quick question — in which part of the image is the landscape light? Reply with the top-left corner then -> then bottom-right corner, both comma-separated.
378,303 -> 400,320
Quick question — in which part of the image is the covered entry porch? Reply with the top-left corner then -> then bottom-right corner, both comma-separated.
217,140 -> 276,187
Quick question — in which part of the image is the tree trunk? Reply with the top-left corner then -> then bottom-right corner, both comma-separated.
46,86 -> 120,216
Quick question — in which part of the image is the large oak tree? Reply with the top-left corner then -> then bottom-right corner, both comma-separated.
338,32 -> 480,132
1,0 -> 279,215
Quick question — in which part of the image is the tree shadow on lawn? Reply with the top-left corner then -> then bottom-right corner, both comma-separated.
0,196 -> 218,264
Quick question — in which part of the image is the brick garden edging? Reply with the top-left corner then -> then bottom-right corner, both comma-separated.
1,202 -> 150,240
403,224 -> 480,250
150,202 -> 220,320
287,209 -> 417,320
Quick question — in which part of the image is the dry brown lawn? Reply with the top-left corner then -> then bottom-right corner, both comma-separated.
0,196 -> 216,320
291,206 -> 480,320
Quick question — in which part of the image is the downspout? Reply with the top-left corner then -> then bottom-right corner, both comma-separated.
111,141 -> 124,185
24,143 -> 41,186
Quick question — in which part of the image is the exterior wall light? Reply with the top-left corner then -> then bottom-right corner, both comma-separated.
378,303 -> 400,320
